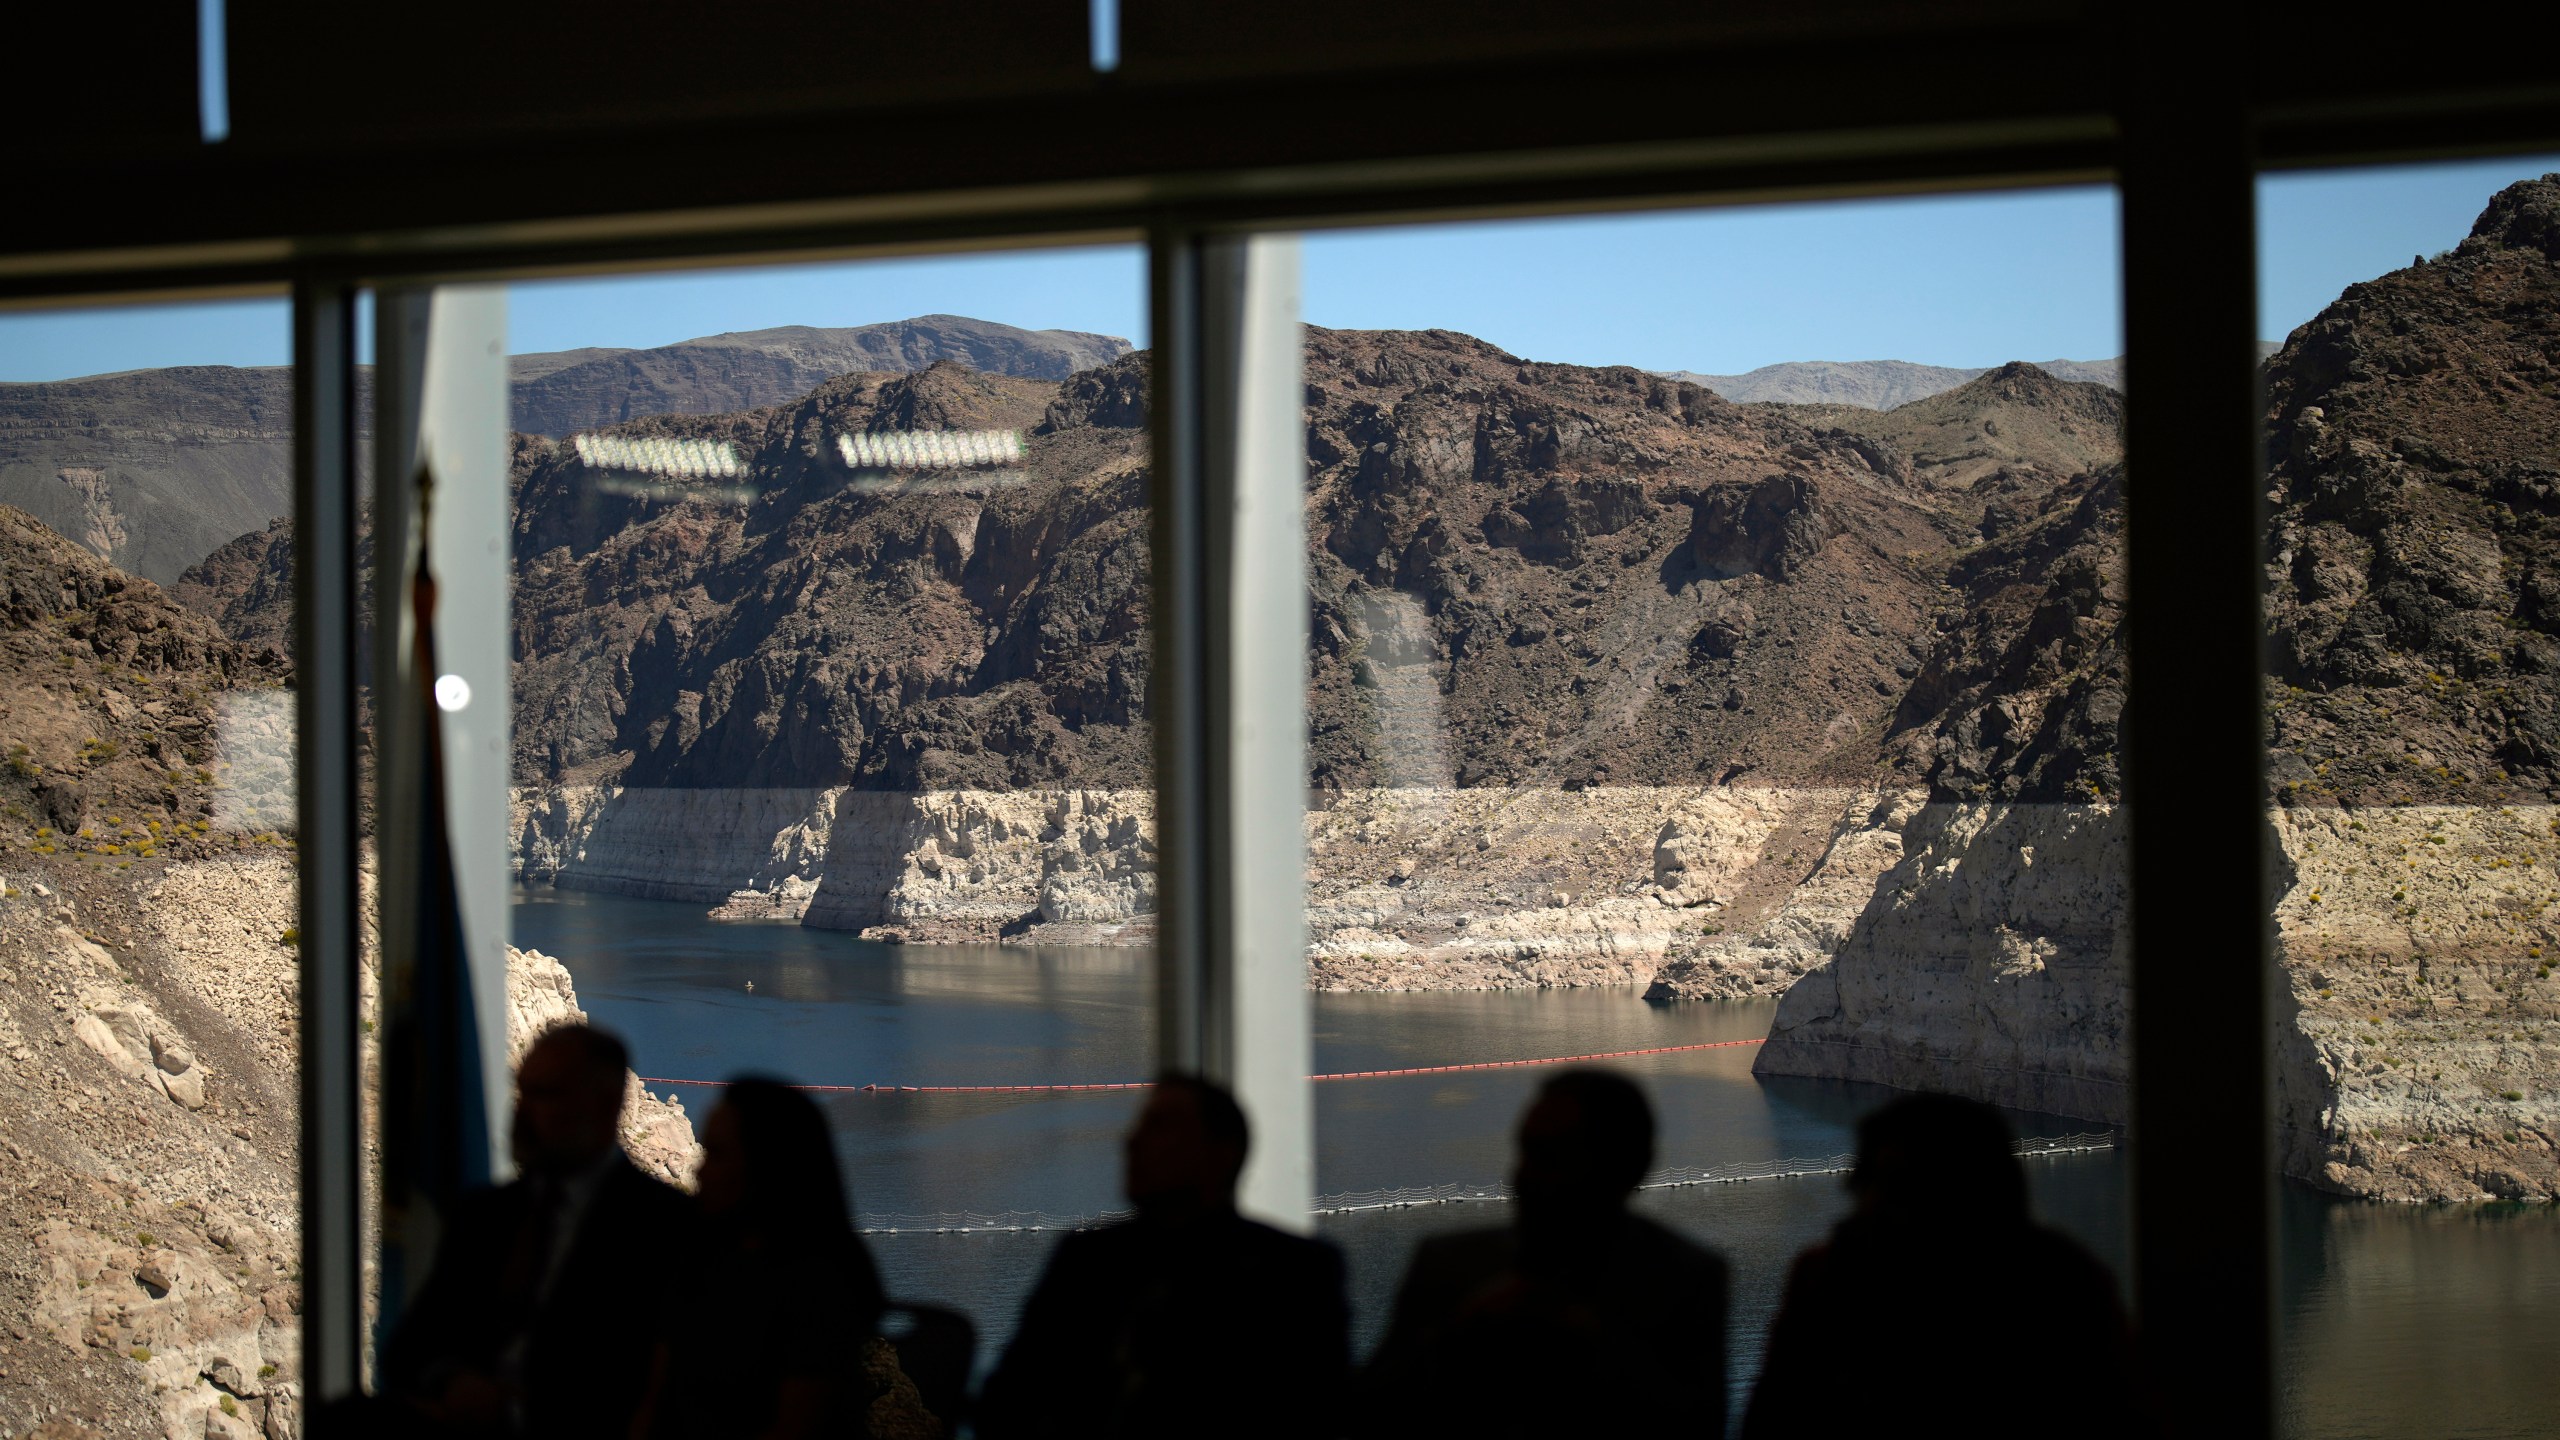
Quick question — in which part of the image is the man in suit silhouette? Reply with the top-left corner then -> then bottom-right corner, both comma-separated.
379,1023 -> 697,1438
978,1073 -> 1351,1439
1362,1069 -> 1731,1439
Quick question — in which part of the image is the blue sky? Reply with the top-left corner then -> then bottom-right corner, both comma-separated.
3,153 -> 2554,384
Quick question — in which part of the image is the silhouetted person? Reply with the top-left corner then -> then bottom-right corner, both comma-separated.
1361,1069 -> 1730,1439
1740,1093 -> 2140,1440
378,1023 -> 697,1439
977,1074 -> 1351,1440
637,1077 -> 889,1439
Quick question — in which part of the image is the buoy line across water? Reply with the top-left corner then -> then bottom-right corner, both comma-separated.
635,1037 -> 1769,1095
849,1133 -> 2123,1234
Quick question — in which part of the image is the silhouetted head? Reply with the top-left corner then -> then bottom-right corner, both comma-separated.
1512,1069 -> 1655,1225
1124,1073 -> 1250,1219
1848,1092 -> 2028,1227
696,1077 -> 854,1239
511,1024 -> 628,1177
694,1078 -> 883,1329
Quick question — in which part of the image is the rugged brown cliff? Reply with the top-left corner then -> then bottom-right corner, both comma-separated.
1751,176 -> 2560,1204
0,505 -> 294,857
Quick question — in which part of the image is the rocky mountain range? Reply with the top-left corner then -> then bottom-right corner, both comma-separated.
1660,344 -> 2289,409
1658,355 -> 2126,408
507,315 -> 1134,438
0,316 -> 1129,587
165,329 -> 2129,802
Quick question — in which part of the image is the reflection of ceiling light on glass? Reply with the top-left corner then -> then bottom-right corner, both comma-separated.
590,475 -> 757,505
837,429 -> 1027,471
573,433 -> 746,478
433,674 -> 473,712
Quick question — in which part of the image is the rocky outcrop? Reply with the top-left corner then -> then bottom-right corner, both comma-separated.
170,516 -> 298,660
1646,790 -> 1926,1001
1750,801 -> 2131,1124
153,328 -> 2145,817
1299,327 -> 1967,793
0,502 -> 296,853
1737,797 -> 2559,1204
514,784 -> 1158,945
2271,806 -> 2558,1202
53,467 -> 126,564
1776,362 -> 2130,499
1301,786 -> 1802,991
0,843 -> 700,1439
2260,175 -> 2560,806
1,860 -> 313,1439
822,789 -> 1154,944
504,946 -> 700,1188
513,785 -> 850,905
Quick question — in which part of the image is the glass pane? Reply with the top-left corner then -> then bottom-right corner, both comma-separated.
2259,155 -> 2560,1438
1296,193 -> 2133,1424
495,251 -> 1153,1358
0,298 -> 304,1436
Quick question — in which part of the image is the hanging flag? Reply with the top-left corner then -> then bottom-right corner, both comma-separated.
377,458 -> 499,1327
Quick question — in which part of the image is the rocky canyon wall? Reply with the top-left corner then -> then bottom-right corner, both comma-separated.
506,782 -> 1860,988
2268,806 -> 2558,1203
515,776 -> 2555,1204
1743,797 -> 2558,1203
511,784 -> 1159,944
1749,800 -> 2131,1124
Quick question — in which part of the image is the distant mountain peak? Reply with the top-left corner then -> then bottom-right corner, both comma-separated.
1654,357 -> 2126,410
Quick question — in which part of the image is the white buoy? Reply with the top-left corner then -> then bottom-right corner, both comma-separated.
744,980 -> 754,992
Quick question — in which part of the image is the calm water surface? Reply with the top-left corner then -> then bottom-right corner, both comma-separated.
513,888 -> 2557,1434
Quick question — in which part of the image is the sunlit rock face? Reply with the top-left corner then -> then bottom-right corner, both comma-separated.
1751,801 -> 2131,1124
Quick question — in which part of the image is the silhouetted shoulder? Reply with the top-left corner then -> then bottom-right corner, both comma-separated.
1622,1212 -> 1728,1282
1232,1214 -> 1347,1268
604,1158 -> 695,1221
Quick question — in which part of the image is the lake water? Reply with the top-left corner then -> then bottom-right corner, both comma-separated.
513,887 -> 2558,1435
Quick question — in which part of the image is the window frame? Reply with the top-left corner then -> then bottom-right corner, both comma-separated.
6,48 -> 2556,1430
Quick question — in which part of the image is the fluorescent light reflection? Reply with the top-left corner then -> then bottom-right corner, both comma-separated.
575,433 -> 755,505
574,433 -> 747,478
590,476 -> 758,505
212,690 -> 293,832
198,0 -> 230,143
837,428 -> 1027,471
1090,0 -> 1119,72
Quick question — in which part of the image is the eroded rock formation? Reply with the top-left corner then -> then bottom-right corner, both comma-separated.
0,859 -> 703,1438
